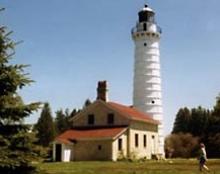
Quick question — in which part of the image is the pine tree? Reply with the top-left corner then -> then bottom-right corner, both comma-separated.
0,20 -> 40,173
189,106 -> 209,137
172,95 -> 220,157
55,109 -> 72,134
35,103 -> 55,147
172,107 -> 191,133
69,108 -> 78,118
209,95 -> 220,134
206,95 -> 220,157
83,98 -> 92,108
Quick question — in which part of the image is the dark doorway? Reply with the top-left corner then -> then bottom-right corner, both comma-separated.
55,144 -> 62,161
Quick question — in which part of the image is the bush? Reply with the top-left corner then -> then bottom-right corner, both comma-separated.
165,133 -> 199,158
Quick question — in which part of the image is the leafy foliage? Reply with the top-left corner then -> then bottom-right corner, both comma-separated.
165,133 -> 199,158
170,95 -> 220,158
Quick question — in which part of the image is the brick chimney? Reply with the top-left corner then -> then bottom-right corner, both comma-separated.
97,81 -> 108,102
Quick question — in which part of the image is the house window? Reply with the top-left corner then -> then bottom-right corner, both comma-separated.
98,145 -> 102,150
88,114 -> 94,125
144,43 -> 147,46
107,113 -> 114,124
118,138 -> 122,151
143,135 -> 147,148
135,133 -> 139,147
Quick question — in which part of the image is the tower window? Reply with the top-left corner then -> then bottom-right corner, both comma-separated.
144,43 -> 147,46
88,114 -> 95,125
107,113 -> 114,124
143,23 -> 147,31
151,100 -> 155,104
135,133 -> 139,147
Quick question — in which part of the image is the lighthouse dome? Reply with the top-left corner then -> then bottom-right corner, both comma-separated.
142,4 -> 154,12
138,4 -> 155,23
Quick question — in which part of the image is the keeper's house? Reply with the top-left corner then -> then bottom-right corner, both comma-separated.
52,81 -> 160,162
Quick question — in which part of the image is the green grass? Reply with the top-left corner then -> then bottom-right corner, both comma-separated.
37,159 -> 220,174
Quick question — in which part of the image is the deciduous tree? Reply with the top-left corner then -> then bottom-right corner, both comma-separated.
165,133 -> 199,158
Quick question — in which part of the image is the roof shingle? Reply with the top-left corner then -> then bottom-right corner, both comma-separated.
107,102 -> 159,124
55,127 -> 127,144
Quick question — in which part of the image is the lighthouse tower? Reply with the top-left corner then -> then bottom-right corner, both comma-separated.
132,4 -> 164,155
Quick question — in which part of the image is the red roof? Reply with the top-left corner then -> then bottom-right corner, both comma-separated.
55,127 -> 127,144
107,102 -> 159,125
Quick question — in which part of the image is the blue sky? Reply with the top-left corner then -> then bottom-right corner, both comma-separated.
1,0 -> 220,135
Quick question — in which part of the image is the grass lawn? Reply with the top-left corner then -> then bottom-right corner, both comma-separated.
37,159 -> 220,174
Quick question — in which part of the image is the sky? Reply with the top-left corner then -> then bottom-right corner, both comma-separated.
1,0 -> 220,135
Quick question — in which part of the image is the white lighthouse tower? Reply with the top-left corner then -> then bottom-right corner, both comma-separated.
132,4 -> 164,156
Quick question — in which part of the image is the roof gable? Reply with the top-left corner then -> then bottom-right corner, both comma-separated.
70,100 -> 159,125
70,100 -> 101,122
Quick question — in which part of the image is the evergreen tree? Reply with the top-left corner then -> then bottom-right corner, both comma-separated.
189,106 -> 209,137
206,133 -> 220,158
208,95 -> 220,134
172,107 -> 191,133
53,98 -> 105,135
83,98 -> 92,108
35,103 -> 55,147
206,95 -> 220,157
64,108 -> 72,129
0,21 -> 40,173
69,108 -> 78,118
55,108 -> 72,134
55,105 -> 85,135
172,95 -> 220,157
